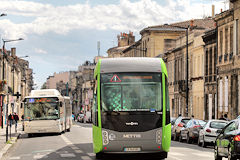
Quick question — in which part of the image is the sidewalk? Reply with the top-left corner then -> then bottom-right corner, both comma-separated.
0,122 -> 23,159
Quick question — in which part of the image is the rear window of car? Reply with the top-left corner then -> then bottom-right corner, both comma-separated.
210,121 -> 228,129
181,119 -> 190,124
193,120 -> 206,126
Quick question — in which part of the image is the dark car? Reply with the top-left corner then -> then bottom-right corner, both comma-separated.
179,119 -> 206,143
214,119 -> 240,160
172,116 -> 191,141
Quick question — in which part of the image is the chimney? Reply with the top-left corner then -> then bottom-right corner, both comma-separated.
212,5 -> 215,18
11,48 -> 16,57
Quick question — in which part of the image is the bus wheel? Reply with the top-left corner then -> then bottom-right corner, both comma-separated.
96,152 -> 103,159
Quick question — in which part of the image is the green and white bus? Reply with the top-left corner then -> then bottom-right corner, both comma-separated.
92,58 -> 171,159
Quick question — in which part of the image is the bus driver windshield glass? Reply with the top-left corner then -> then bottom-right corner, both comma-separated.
24,97 -> 59,120
101,73 -> 162,112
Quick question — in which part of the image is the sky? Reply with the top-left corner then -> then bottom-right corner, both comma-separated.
0,0 -> 228,89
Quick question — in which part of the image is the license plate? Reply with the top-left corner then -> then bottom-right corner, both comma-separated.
124,147 -> 141,152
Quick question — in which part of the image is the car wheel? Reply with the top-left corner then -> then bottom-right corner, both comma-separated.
96,152 -> 103,159
187,133 -> 192,144
197,137 -> 201,146
214,145 -> 222,160
179,132 -> 183,142
202,137 -> 207,148
228,147 -> 236,160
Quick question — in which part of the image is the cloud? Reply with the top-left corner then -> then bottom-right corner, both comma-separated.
34,48 -> 47,54
0,0 -> 226,39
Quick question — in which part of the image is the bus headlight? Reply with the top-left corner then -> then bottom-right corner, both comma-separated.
156,130 -> 162,144
102,131 -> 109,145
109,133 -> 116,141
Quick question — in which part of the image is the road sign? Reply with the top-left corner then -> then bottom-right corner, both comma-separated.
110,75 -> 121,82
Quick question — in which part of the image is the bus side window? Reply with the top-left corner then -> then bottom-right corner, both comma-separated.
165,76 -> 170,125
92,80 -> 98,126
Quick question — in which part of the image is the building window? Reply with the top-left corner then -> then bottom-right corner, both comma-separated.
164,39 -> 175,52
225,27 -> 228,54
205,49 -> 208,76
220,30 -> 223,55
214,45 -> 217,74
209,47 -> 212,76
230,26 -> 233,54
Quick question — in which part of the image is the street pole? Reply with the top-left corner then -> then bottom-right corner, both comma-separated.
1,42 -> 6,129
186,27 -> 189,117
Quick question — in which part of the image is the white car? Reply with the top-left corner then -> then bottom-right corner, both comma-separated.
198,120 -> 228,147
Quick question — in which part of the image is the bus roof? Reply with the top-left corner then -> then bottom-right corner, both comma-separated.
98,58 -> 163,74
29,89 -> 61,97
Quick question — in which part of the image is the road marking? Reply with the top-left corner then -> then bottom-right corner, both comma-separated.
33,154 -> 48,159
81,156 -> 92,160
71,146 -> 79,150
192,153 -> 213,157
168,155 -> 183,160
9,157 -> 21,160
168,152 -> 185,156
75,149 -> 83,153
61,134 -> 73,145
60,153 -> 76,158
87,153 -> 95,157
32,149 -> 54,153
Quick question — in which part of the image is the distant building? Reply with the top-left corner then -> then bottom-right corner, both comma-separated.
46,71 -> 69,89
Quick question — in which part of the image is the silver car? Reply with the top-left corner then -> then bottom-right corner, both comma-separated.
198,120 -> 228,147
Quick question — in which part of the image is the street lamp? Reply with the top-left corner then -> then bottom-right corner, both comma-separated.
1,38 -> 24,142
0,13 -> 7,130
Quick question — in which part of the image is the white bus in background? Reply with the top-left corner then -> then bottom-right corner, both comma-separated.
23,89 -> 72,137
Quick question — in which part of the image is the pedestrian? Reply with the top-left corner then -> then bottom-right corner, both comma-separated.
191,115 -> 194,119
178,114 -> 182,117
223,114 -> 229,121
13,112 -> 19,133
219,115 -> 225,120
8,113 -> 13,127
21,114 -> 24,131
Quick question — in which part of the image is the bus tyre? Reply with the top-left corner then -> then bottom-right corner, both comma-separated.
96,152 -> 103,159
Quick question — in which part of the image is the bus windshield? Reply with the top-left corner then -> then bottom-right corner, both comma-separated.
24,97 -> 59,120
101,73 -> 162,112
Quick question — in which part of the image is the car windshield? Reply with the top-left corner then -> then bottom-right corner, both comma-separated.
210,121 -> 228,129
193,120 -> 206,126
24,97 -> 59,120
101,73 -> 162,112
181,119 -> 190,124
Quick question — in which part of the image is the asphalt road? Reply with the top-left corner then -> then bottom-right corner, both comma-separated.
2,122 -> 225,160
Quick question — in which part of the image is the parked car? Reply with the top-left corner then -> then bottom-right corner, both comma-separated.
179,119 -> 206,143
198,119 -> 228,147
172,116 -> 191,141
77,113 -> 84,123
171,117 -> 176,130
214,119 -> 240,160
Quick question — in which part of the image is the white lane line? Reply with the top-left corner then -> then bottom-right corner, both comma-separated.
168,152 -> 185,156
168,155 -> 184,160
60,153 -> 76,158
81,156 -> 92,160
32,149 -> 53,153
192,153 -> 213,157
75,150 -> 83,153
71,146 -> 79,150
9,157 -> 21,160
61,134 -> 73,145
33,154 -> 48,159
87,153 -> 95,157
